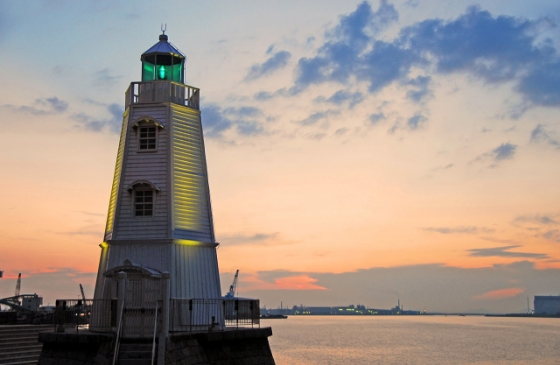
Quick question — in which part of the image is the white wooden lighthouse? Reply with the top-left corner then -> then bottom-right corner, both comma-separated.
93,33 -> 222,318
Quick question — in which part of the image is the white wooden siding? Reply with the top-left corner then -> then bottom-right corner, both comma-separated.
172,244 -> 221,299
106,242 -> 172,274
170,105 -> 215,242
104,112 -> 129,240
113,104 -> 169,240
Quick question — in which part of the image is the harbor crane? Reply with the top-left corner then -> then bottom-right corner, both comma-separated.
225,270 -> 239,298
79,284 -> 87,302
15,273 -> 21,297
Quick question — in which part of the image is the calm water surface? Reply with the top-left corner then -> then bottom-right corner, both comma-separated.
266,316 -> 560,364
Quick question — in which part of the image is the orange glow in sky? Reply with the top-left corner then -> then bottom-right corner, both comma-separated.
1,1 -> 560,313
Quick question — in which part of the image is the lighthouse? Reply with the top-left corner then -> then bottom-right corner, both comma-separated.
38,31 -> 274,365
93,32 -> 221,316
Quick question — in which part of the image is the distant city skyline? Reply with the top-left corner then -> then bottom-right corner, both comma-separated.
1,0 -> 559,313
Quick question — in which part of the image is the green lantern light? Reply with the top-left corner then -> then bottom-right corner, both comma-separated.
141,34 -> 185,83
158,65 -> 167,80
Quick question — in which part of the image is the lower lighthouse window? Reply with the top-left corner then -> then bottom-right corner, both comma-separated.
134,189 -> 153,216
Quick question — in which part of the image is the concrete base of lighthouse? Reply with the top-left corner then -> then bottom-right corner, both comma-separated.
38,328 -> 275,365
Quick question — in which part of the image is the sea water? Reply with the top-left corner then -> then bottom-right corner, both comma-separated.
266,315 -> 560,364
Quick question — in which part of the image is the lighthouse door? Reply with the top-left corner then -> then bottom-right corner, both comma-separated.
122,273 -> 161,337
103,261 -> 162,338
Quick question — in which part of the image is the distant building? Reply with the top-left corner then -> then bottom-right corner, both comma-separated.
22,295 -> 42,311
534,296 -> 560,315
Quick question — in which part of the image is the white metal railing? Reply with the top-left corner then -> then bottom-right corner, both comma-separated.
151,301 -> 159,365
125,81 -> 200,110
112,303 -> 124,365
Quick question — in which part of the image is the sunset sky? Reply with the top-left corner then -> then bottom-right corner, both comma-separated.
1,0 -> 559,313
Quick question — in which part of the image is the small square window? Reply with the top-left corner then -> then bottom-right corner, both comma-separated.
134,190 -> 153,216
138,126 -> 157,150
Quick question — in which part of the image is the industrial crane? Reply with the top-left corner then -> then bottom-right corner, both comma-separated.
15,273 -> 21,297
79,284 -> 87,302
225,270 -> 239,298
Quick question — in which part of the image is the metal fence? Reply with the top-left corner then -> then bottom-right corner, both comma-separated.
54,298 -> 259,335
54,299 -> 94,329
170,298 -> 260,332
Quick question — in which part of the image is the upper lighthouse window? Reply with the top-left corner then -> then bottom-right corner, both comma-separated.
139,126 -> 157,150
133,118 -> 161,151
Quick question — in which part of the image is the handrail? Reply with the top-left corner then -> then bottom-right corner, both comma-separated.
151,301 -> 159,365
112,305 -> 125,365
125,81 -> 200,110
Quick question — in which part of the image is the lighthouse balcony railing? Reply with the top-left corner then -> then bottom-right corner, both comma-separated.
125,81 -> 200,110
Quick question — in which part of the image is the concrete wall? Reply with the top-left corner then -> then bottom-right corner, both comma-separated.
166,328 -> 275,365
38,332 -> 114,365
38,328 -> 275,365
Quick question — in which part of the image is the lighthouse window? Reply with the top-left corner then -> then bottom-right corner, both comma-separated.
134,189 -> 153,216
138,126 -> 157,150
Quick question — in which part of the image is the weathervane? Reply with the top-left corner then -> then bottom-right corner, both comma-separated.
161,23 -> 167,34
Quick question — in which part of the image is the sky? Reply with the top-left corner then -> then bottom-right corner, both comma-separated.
1,0 -> 560,313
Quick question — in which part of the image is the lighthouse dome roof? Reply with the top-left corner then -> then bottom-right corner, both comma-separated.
142,34 -> 186,59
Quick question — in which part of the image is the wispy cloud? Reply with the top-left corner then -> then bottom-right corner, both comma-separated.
511,213 -> 560,242
220,232 -> 279,246
406,76 -> 432,103
424,226 -> 494,234
407,114 -> 427,130
315,90 -> 364,108
295,110 -> 339,126
201,105 -> 266,139
72,103 -> 123,134
54,224 -> 104,238
431,163 -> 454,172
473,142 -> 518,167
467,245 -> 549,259
530,124 -> 560,149
513,214 -> 559,226
93,68 -> 122,87
245,47 -> 291,81
3,97 -> 68,115
369,112 -> 386,125
493,143 -> 517,160
542,230 -> 560,243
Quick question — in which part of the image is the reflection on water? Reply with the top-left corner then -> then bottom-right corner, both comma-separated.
267,315 -> 560,365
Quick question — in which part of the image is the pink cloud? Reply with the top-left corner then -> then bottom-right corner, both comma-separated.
229,273 -> 327,292
473,288 -> 525,300
273,275 -> 327,290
